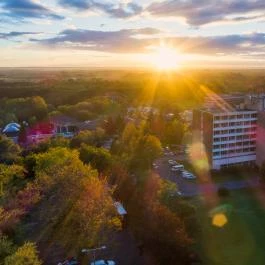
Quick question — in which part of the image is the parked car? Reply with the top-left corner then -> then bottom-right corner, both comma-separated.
91,260 -> 115,265
58,257 -> 79,265
182,171 -> 196,179
169,190 -> 183,197
152,162 -> 158,169
171,164 -> 184,171
177,191 -> 183,196
168,159 -> 177,165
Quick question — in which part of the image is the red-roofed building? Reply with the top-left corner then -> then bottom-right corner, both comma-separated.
26,122 -> 55,144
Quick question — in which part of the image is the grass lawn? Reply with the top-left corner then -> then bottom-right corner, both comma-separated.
211,167 -> 259,183
193,188 -> 265,265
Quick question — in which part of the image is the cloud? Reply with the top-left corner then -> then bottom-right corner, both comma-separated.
30,27 -> 160,52
30,28 -> 265,58
58,0 -> 142,18
0,31 -> 41,39
147,0 -> 265,26
0,0 -> 64,22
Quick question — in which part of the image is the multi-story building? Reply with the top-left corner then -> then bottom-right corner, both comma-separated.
193,109 -> 258,170
193,94 -> 265,170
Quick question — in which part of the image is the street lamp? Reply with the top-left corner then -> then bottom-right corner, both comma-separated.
81,246 -> 107,263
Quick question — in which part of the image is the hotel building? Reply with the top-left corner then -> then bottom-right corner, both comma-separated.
192,94 -> 265,170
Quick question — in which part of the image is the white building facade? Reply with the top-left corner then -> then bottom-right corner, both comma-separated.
193,109 -> 258,170
212,111 -> 257,169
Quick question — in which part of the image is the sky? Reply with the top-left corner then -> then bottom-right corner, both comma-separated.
0,0 -> 265,68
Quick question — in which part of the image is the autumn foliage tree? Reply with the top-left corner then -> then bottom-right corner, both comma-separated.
4,242 -> 42,265
23,147 -> 119,252
127,174 -> 193,264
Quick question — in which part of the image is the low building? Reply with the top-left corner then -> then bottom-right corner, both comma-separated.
26,122 -> 55,144
50,115 -> 79,138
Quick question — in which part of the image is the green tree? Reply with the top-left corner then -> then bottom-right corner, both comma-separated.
0,136 -> 21,164
79,144 -> 112,174
131,135 -> 162,170
0,235 -> 15,264
4,242 -> 42,265
70,128 -> 106,148
121,122 -> 140,154
30,96 -> 48,120
28,136 -> 70,154
0,164 -> 25,196
164,119 -> 186,145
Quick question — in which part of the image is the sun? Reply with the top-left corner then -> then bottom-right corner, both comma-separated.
150,44 -> 181,71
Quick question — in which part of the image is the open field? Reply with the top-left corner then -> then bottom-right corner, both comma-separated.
194,188 -> 265,265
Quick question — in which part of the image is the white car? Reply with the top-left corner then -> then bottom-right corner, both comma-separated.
182,171 -> 196,179
152,163 -> 158,169
171,164 -> 184,171
91,260 -> 115,265
168,160 -> 177,165
177,191 -> 183,196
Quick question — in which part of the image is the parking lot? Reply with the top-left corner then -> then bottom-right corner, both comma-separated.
153,150 -> 200,197
153,148 -> 260,197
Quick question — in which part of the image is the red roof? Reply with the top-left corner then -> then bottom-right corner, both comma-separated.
27,122 -> 55,136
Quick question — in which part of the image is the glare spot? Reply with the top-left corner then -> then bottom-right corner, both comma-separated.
212,213 -> 228,227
